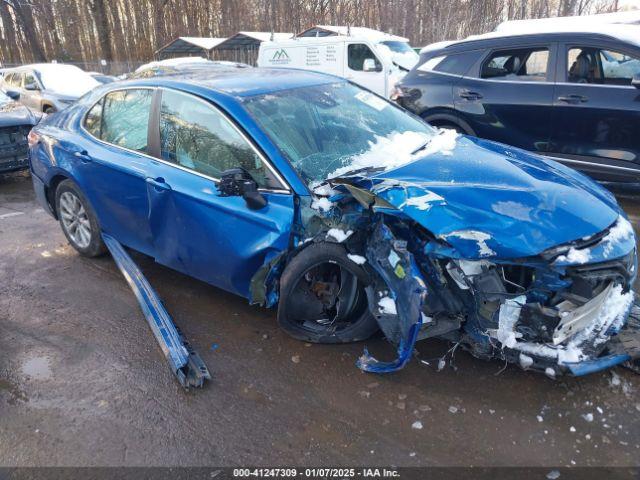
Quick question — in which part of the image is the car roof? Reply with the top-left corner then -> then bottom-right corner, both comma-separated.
424,24 -> 640,54
126,67 -> 344,97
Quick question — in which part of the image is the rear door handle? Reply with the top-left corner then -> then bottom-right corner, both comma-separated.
146,177 -> 171,191
459,90 -> 483,100
558,94 -> 588,104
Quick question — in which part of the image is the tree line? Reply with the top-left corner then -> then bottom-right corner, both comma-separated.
0,0 -> 624,68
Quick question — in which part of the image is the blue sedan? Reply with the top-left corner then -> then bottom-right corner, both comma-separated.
28,67 -> 640,377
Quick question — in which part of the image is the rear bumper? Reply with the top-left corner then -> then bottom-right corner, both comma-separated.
31,171 -> 54,217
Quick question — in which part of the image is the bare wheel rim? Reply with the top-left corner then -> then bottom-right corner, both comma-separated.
285,262 -> 368,335
59,191 -> 92,249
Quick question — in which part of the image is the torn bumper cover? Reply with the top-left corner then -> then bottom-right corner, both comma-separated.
302,174 -> 640,377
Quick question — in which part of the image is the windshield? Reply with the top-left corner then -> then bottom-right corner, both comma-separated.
36,65 -> 99,97
243,82 -> 436,184
380,41 -> 414,54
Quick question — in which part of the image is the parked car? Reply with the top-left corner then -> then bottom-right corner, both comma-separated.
258,29 -> 419,98
88,72 -> 118,84
0,64 -> 100,113
28,69 -> 639,377
393,25 -> 640,189
129,57 -> 250,80
0,89 -> 40,173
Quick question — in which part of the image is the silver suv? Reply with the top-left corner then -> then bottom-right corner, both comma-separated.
1,64 -> 100,113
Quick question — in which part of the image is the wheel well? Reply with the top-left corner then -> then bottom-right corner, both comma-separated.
46,174 -> 68,219
42,104 -> 54,113
422,111 -> 476,136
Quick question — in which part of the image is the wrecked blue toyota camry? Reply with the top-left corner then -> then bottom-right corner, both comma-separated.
29,68 -> 640,379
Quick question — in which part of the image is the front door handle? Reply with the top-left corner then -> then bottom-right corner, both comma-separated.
73,150 -> 92,163
459,90 -> 483,100
558,94 -> 588,104
146,177 -> 171,191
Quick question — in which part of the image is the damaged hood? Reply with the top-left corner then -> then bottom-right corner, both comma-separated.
351,136 -> 621,259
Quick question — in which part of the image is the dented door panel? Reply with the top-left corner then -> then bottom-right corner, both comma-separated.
147,163 -> 294,299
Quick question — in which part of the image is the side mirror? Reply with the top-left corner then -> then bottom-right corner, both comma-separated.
219,168 -> 268,210
25,82 -> 39,91
363,58 -> 378,72
5,89 -> 20,100
632,74 -> 640,89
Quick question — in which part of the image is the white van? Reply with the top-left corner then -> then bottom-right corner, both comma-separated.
257,31 -> 419,98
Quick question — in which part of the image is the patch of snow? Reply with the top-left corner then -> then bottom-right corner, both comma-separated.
546,469 -> 561,480
347,254 -> 367,265
556,247 -> 591,264
328,129 -> 458,179
443,230 -> 496,257
519,353 -> 534,369
135,56 -> 209,72
35,64 -> 100,97
456,259 -> 490,276
545,367 -> 556,379
411,420 -> 423,430
448,406 -> 458,414
494,295 -> 526,349
311,197 -> 333,212
437,358 -> 446,371
603,215 -> 634,256
537,415 -> 543,422
491,201 -> 533,222
582,413 -> 594,422
378,297 -> 397,315
570,426 -> 576,433
326,228 -> 353,243
311,182 -> 337,197
610,371 -> 621,387
404,191 -> 444,211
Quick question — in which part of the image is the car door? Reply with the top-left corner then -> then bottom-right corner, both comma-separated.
21,70 -> 42,110
548,42 -> 640,184
71,87 -> 156,255
454,43 -> 557,154
145,88 -> 294,298
345,42 -> 386,96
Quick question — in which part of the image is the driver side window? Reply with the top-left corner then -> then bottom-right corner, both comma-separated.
348,44 -> 382,72
158,89 -> 278,189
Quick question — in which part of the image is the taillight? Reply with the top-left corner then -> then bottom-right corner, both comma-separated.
27,129 -> 40,148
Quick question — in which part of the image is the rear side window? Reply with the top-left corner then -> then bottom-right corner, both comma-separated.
97,89 -> 153,152
568,47 -> 640,86
158,89 -> 276,188
419,51 -> 480,76
348,44 -> 382,71
481,47 -> 549,82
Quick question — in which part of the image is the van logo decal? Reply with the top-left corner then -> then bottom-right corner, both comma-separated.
270,49 -> 290,64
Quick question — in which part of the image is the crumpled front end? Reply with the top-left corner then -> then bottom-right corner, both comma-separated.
251,170 -> 639,377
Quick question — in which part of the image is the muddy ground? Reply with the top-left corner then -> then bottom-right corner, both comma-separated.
0,171 -> 638,467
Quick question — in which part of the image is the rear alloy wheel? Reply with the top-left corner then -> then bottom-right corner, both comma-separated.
55,179 -> 106,257
277,243 -> 378,343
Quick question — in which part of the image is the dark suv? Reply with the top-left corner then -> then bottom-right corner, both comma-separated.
394,26 -> 640,188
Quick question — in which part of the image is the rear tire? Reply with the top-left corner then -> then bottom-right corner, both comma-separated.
55,179 -> 106,257
277,243 -> 379,344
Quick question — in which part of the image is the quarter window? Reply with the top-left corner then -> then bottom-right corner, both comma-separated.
99,89 -> 152,152
84,98 -> 103,138
481,48 -> 549,82
348,44 -> 382,71
159,89 -> 276,188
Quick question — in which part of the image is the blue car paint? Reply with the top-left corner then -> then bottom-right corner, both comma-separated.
362,136 -> 620,259
28,69 -> 639,378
